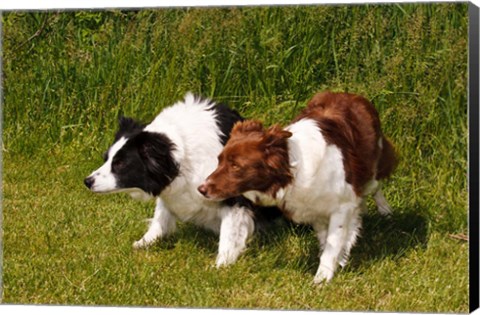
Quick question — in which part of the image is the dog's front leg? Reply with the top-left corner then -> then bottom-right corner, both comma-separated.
133,197 -> 176,249
215,205 -> 254,267
314,203 -> 357,284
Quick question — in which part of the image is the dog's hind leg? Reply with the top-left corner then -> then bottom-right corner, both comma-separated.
133,197 -> 176,249
216,205 -> 254,267
362,180 -> 393,216
374,188 -> 392,216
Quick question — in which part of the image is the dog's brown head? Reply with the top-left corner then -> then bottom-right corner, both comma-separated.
198,120 -> 292,200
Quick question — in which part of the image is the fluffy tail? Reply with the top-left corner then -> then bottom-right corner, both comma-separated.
376,137 -> 398,180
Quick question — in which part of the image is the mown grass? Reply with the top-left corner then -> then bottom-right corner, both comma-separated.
1,3 -> 469,312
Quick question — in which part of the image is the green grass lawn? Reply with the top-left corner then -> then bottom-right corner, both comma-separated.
1,3 -> 469,312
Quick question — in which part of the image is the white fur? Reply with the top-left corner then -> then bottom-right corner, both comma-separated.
242,118 -> 391,283
89,93 -> 254,266
216,204 -> 255,266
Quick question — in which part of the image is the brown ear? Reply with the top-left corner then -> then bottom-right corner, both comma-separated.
231,120 -> 264,135
307,91 -> 333,109
263,124 -> 292,148
262,125 -> 293,186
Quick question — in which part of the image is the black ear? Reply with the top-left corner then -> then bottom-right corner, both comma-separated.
134,132 -> 179,179
115,116 -> 145,141
118,116 -> 144,132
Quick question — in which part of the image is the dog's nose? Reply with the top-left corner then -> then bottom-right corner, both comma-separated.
84,176 -> 94,189
197,183 -> 208,196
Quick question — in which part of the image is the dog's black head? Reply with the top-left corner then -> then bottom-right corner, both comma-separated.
84,116 -> 179,199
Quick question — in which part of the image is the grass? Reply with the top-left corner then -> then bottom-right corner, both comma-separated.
1,3 -> 469,312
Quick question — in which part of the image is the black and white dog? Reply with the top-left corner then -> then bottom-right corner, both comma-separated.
84,93 -> 278,266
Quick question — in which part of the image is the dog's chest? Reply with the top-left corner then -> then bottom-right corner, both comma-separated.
282,128 -> 357,223
162,189 -> 221,230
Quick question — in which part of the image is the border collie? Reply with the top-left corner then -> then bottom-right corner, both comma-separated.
84,93 -> 278,267
198,91 -> 398,282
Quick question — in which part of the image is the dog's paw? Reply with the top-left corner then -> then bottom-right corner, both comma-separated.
338,257 -> 348,268
313,265 -> 334,285
215,253 -> 237,268
133,237 -> 157,249
338,251 -> 350,268
377,203 -> 392,216
374,190 -> 393,216
133,239 -> 147,249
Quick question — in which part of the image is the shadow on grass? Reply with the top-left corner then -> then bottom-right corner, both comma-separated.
349,208 -> 429,268
148,224 -> 219,254
250,206 -> 429,275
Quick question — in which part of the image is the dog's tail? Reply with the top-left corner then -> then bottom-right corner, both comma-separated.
376,137 -> 398,180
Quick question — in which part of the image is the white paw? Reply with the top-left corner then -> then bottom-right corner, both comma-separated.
133,239 -> 147,249
338,255 -> 349,268
132,236 -> 157,249
313,264 -> 335,284
215,253 -> 237,268
377,203 -> 392,216
374,190 -> 393,216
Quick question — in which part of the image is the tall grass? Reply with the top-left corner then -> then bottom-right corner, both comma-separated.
2,3 -> 469,312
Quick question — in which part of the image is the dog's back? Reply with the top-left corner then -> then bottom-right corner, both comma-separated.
295,91 -> 397,195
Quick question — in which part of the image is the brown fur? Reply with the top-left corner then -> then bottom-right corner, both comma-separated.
296,91 -> 398,195
201,120 -> 293,200
377,137 -> 398,180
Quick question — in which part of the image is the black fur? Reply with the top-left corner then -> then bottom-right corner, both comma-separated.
103,116 -> 146,161
110,130 -> 179,196
223,196 -> 284,230
115,116 -> 146,141
209,103 -> 244,146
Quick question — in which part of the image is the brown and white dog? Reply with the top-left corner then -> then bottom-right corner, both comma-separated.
198,91 -> 397,283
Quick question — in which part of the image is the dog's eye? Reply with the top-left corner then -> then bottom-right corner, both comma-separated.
112,159 -> 126,171
231,162 -> 240,170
